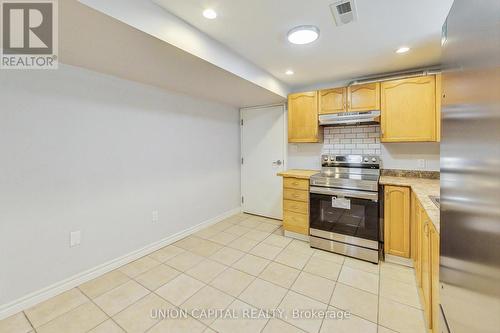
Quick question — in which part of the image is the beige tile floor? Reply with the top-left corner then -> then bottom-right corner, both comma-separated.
0,213 -> 426,333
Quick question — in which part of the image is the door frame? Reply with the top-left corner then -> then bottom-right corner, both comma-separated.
240,103 -> 287,218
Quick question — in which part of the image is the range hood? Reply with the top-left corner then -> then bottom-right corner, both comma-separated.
319,110 -> 380,126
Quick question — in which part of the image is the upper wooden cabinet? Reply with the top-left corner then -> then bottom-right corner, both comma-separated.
318,83 -> 380,114
348,82 -> 381,111
319,88 -> 346,114
435,74 -> 442,142
384,185 -> 410,258
288,91 -> 322,143
381,76 -> 437,142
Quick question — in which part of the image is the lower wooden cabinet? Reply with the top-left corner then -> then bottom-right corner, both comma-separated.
421,214 -> 432,328
384,186 -> 410,257
430,223 -> 440,332
411,194 -> 440,332
415,200 -> 423,285
410,192 -> 418,261
387,185 -> 441,332
282,176 -> 309,236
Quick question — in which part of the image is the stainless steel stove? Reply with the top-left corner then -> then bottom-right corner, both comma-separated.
309,154 -> 381,263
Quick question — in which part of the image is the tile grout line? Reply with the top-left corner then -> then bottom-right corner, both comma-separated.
24,292 -> 98,332
317,256 -> 344,333
377,259 -> 382,332
17,214 -> 416,333
21,310 -> 35,332
206,221 -> 310,332
83,281 -> 145,333
259,246 -> 315,333
146,218 -> 270,331
87,233 -> 245,332
80,285 -> 119,332
8,215 -> 251,333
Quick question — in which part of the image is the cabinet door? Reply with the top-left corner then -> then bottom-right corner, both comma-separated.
421,216 -> 432,329
319,88 -> 346,114
410,192 -> 417,261
384,186 -> 410,257
288,91 -> 321,143
431,225 -> 440,332
435,73 -> 442,142
381,76 -> 437,142
415,201 -> 423,286
283,210 -> 308,235
348,82 -> 380,111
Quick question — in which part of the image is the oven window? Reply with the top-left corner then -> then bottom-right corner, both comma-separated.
310,193 -> 379,241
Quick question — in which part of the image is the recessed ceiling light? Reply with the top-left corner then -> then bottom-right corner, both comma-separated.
396,46 -> 410,54
287,25 -> 320,45
203,8 -> 217,19
285,69 -> 294,75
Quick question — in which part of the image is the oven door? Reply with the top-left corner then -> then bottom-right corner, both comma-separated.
309,186 -> 379,246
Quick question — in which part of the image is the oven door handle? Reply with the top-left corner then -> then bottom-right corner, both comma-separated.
310,186 -> 378,202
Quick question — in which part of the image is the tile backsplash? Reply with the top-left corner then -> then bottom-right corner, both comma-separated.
322,125 -> 381,156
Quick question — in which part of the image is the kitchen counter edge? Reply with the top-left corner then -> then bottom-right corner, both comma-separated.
277,169 -> 319,179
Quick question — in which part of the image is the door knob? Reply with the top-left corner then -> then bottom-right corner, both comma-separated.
273,160 -> 283,166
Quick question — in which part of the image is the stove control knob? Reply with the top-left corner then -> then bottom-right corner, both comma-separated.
363,157 -> 369,163
372,157 -> 377,162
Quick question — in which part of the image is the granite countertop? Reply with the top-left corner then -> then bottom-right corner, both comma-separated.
380,176 -> 440,233
277,169 -> 319,179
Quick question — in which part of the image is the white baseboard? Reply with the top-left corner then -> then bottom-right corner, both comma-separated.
0,206 -> 241,320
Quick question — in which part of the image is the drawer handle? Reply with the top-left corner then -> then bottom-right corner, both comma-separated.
292,182 -> 299,186
292,194 -> 300,198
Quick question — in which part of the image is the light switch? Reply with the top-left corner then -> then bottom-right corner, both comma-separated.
70,231 -> 81,247
417,159 -> 426,170
152,210 -> 159,223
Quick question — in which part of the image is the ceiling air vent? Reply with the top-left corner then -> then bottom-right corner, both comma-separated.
330,0 -> 358,26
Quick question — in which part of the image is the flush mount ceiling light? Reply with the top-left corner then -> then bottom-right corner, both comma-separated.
287,25 -> 320,45
285,69 -> 294,75
202,8 -> 217,19
396,46 -> 410,54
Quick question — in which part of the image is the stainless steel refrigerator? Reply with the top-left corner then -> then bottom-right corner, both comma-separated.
440,0 -> 500,332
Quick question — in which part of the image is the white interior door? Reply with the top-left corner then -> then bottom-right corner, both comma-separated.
241,105 -> 285,219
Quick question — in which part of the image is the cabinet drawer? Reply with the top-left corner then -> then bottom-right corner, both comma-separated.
283,188 -> 309,202
284,200 -> 308,214
283,211 -> 308,228
283,177 -> 309,191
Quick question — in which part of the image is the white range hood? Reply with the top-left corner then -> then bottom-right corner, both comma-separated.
319,110 -> 380,126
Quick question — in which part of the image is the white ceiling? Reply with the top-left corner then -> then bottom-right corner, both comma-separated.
155,0 -> 453,89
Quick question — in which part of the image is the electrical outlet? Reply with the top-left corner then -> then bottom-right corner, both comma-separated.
70,231 -> 81,247
152,210 -> 159,223
417,159 -> 426,170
